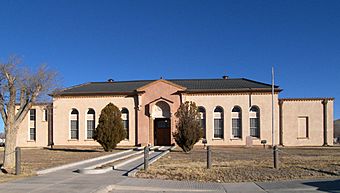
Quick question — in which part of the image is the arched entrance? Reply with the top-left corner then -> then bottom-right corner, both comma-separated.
153,101 -> 171,146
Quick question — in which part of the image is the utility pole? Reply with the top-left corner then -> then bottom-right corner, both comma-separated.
272,66 -> 279,169
272,66 -> 275,147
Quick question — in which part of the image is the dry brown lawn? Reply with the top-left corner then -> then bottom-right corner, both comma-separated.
0,146 -> 123,183
136,146 -> 340,183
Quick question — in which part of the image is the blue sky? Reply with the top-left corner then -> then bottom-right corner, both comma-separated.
0,0 -> 339,131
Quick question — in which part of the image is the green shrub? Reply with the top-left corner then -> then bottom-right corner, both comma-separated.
173,101 -> 202,153
93,103 -> 126,151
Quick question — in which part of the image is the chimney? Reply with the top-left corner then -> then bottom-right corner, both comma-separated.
222,75 -> 229,79
107,79 -> 114,82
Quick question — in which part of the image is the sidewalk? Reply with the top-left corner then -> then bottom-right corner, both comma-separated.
0,149 -> 338,193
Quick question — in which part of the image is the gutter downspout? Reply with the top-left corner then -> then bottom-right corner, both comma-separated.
322,99 -> 328,146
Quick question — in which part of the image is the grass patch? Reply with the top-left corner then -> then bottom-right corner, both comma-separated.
0,146 -> 123,183
136,146 -> 340,183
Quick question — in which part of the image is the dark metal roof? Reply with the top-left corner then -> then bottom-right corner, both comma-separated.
171,78 -> 278,91
55,78 -> 281,96
279,98 -> 335,101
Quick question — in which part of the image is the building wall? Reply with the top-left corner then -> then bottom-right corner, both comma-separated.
137,80 -> 182,145
280,99 -> 334,146
52,95 -> 136,146
185,93 -> 280,146
17,105 -> 49,147
15,86 -> 334,148
334,119 -> 340,138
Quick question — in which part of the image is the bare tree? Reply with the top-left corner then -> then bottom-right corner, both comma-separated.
0,56 -> 57,173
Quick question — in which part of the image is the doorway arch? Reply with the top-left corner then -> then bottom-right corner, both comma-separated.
153,101 -> 171,146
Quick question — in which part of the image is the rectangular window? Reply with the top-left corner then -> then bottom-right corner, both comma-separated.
30,128 -> 36,141
30,109 -> 36,121
87,120 -> 95,139
250,118 -> 259,138
298,117 -> 308,138
232,118 -> 242,138
214,118 -> 223,138
70,120 -> 78,139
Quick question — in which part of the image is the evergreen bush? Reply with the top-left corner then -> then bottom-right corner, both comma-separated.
93,103 -> 126,151
173,101 -> 202,152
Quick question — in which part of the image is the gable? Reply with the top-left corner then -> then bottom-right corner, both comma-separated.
136,79 -> 186,92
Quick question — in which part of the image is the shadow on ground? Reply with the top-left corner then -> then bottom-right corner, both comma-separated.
43,146 -> 133,152
45,148 -> 101,152
304,179 -> 340,193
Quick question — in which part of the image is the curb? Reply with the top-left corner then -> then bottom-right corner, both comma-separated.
37,149 -> 133,175
113,154 -> 145,169
78,152 -> 145,174
84,150 -> 143,170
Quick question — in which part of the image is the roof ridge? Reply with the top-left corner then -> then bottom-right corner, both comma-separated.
241,78 -> 279,88
169,78 -> 243,81
57,82 -> 92,93
84,78 -> 247,84
89,80 -> 155,84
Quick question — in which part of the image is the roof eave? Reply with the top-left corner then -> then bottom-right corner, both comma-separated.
52,91 -> 136,97
181,88 -> 282,94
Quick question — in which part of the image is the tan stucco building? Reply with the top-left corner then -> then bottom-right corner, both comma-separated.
16,77 -> 334,147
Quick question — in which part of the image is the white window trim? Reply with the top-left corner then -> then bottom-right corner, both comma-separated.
27,109 -> 36,142
213,107 -> 224,139
85,109 -> 95,140
249,106 -> 260,138
69,109 -> 79,140
231,107 -> 242,139
121,107 -> 129,141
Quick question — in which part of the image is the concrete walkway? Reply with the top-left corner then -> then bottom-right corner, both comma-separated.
0,149 -> 339,193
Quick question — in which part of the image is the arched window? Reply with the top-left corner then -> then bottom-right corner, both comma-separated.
121,108 -> 129,139
250,106 -> 260,138
86,109 -> 95,139
198,107 -> 206,138
214,106 -> 224,138
232,106 -> 242,138
70,109 -> 79,140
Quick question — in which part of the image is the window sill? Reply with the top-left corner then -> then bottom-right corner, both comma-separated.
230,138 -> 242,140
251,137 -> 260,140
68,139 -> 79,141
297,137 -> 309,140
212,138 -> 224,140
84,139 -> 94,141
27,140 -> 36,142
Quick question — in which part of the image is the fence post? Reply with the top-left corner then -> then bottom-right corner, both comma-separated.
144,146 -> 149,171
207,145 -> 211,169
15,147 -> 21,175
273,145 -> 279,169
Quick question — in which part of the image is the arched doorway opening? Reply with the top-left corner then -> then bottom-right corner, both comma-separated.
153,101 -> 171,146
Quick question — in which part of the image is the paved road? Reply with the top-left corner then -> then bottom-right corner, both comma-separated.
0,148 -> 339,193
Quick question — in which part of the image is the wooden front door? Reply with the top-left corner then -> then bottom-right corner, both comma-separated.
154,118 -> 171,146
